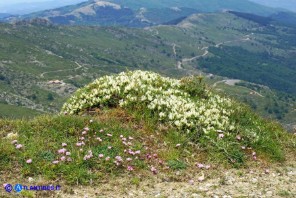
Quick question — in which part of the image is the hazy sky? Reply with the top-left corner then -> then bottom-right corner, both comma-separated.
0,0 -> 82,6
0,0 -> 49,4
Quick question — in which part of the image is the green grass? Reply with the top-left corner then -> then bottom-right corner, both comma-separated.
0,103 -> 42,119
0,106 -> 295,187
0,108 -> 200,186
0,108 -> 294,186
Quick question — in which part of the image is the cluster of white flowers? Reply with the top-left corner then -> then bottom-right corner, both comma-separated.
62,70 -> 236,134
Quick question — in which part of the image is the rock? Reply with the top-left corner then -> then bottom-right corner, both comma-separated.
251,178 -> 258,184
28,177 -> 34,183
266,191 -> 273,196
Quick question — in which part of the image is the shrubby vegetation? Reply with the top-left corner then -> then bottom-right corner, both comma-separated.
199,46 -> 296,93
62,70 -> 235,135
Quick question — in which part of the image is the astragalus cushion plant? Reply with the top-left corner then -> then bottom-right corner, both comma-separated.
62,70 -> 236,135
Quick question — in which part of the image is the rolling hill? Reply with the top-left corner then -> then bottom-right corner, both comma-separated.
0,13 -> 11,19
250,0 -> 296,12
108,0 -> 279,16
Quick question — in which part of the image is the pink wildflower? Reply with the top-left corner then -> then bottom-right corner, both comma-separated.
11,140 -> 18,144
98,154 -> 104,158
236,135 -> 241,141
158,160 -> 164,165
84,127 -> 89,131
115,156 -> 123,162
196,163 -> 204,169
58,148 -> 67,154
265,169 -> 270,174
126,158 -> 132,162
60,156 -> 66,161
189,180 -> 194,185
76,142 -> 82,147
96,137 -> 102,142
127,166 -> 134,171
205,165 -> 211,170
82,131 -> 87,135
15,144 -> 23,149
105,157 -> 110,161
128,136 -> 134,140
62,143 -> 67,147
99,129 -> 104,133
108,146 -> 112,149
198,175 -> 205,182
52,160 -> 59,164
135,150 -> 141,154
26,159 -> 32,164
218,134 -> 224,138
151,166 -> 157,174
67,157 -> 72,162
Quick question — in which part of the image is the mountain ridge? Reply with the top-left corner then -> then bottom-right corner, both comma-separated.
5,0 -> 287,27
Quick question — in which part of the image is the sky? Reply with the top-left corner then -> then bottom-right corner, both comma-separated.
0,0 -> 86,14
0,0 -> 85,6
0,0 -> 49,5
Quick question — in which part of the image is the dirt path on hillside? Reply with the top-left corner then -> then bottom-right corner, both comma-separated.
213,79 -> 264,97
212,79 -> 242,87
40,62 -> 83,78
175,34 -> 251,70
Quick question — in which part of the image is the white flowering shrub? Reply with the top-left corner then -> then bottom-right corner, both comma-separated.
62,70 -> 236,135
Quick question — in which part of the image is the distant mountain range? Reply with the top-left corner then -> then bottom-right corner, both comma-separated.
4,0 -> 291,27
0,13 -> 11,18
250,0 -> 296,12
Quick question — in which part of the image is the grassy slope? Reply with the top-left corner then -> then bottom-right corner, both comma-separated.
0,103 -> 41,119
